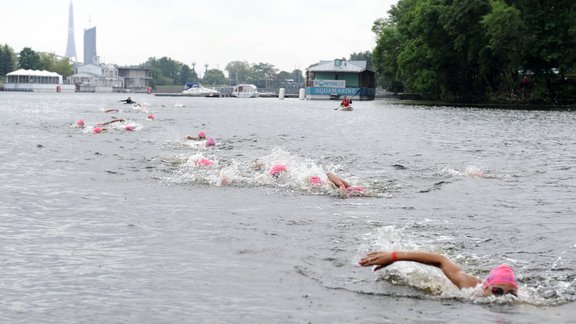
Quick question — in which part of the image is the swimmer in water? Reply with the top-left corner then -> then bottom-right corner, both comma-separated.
97,118 -> 125,127
186,131 -> 206,141
119,96 -> 135,104
359,251 -> 518,297
326,172 -> 365,198
90,118 -> 126,133
269,164 -> 288,179
205,138 -> 216,147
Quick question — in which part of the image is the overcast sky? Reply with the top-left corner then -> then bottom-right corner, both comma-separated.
1,0 -> 396,74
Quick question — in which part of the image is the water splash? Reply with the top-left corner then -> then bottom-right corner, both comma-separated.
160,147 -> 383,197
356,226 -> 576,305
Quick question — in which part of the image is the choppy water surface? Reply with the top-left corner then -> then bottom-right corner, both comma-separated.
1,92 -> 575,323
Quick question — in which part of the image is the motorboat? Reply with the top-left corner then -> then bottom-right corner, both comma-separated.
231,84 -> 259,98
182,82 -> 220,97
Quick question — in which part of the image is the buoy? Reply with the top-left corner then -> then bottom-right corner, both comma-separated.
278,88 -> 285,100
56,85 -> 61,93
298,88 -> 305,100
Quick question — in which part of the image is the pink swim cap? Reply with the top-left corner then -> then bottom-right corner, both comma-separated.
309,176 -> 322,186
482,264 -> 518,289
76,119 -> 85,128
93,127 -> 102,134
123,125 -> 135,131
198,131 -> 206,138
206,138 -> 216,146
147,114 -> 155,120
347,185 -> 366,193
269,164 -> 287,177
195,157 -> 214,167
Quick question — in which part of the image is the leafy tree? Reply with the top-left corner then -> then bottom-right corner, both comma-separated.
51,56 -> 74,78
371,18 -> 405,92
179,64 -> 194,85
349,51 -> 374,71
0,44 -> 17,76
202,69 -> 226,86
225,61 -> 250,84
275,71 -> 292,80
512,0 -> 576,101
481,0 -> 528,95
291,69 -> 304,86
38,52 -> 73,77
249,62 -> 277,83
18,47 -> 41,70
141,56 -> 186,86
373,0 -> 576,103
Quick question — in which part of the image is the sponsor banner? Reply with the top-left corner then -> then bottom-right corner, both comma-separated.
305,87 -> 375,98
307,87 -> 361,96
313,80 -> 346,88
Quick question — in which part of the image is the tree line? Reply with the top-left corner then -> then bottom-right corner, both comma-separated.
0,44 -> 306,89
141,57 -> 305,89
371,0 -> 576,104
0,45 -> 73,77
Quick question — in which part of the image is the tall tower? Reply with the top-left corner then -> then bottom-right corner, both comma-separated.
83,27 -> 97,64
65,1 -> 77,61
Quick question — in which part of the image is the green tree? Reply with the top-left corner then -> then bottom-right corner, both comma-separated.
38,52 -> 73,77
374,0 -> 576,103
18,47 -> 41,70
225,61 -> 250,84
349,51 -> 374,71
0,44 -> 17,76
249,62 -> 277,81
481,0 -> 528,96
513,0 -> 576,101
52,56 -> 74,78
291,69 -> 304,86
202,69 -> 226,86
179,64 -> 194,85
141,56 -> 186,86
371,18 -> 405,92
275,71 -> 292,80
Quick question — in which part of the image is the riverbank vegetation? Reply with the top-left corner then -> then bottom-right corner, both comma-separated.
0,45 -> 73,78
372,0 -> 576,104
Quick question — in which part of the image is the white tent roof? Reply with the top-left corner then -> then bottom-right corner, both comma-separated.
6,69 -> 61,77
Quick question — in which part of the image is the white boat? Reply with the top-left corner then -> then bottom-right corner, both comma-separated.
182,82 -> 220,97
231,84 -> 259,98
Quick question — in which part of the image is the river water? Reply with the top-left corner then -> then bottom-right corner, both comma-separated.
1,92 -> 575,323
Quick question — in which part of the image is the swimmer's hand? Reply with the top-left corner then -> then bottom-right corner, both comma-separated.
359,252 -> 395,271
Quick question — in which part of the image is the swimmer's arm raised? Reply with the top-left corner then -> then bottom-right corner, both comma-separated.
359,251 -> 479,289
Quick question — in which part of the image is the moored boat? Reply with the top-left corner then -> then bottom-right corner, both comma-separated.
182,82 -> 220,97
231,84 -> 258,98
